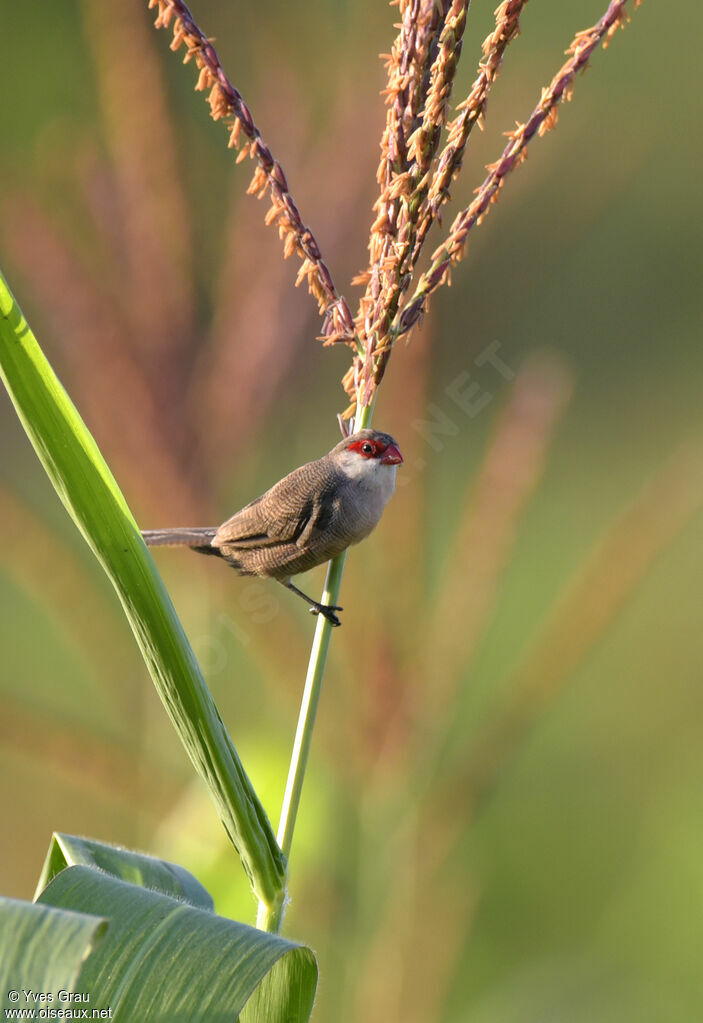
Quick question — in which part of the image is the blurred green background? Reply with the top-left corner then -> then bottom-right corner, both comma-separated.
1,1 -> 702,1020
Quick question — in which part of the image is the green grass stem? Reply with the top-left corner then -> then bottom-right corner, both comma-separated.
259,403 -> 374,933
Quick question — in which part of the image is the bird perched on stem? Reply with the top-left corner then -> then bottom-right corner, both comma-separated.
142,429 -> 403,626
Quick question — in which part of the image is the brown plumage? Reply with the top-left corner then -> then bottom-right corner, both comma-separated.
142,429 -> 403,625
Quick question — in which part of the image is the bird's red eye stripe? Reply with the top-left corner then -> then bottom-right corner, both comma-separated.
348,439 -> 381,458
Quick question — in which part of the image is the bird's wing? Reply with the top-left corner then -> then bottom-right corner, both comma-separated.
212,462 -> 337,550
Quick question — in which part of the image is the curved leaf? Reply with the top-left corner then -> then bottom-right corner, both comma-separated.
38,866 -> 316,1022
36,833 -> 214,911
0,896 -> 107,1013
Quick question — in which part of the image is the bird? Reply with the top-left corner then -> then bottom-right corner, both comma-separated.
142,429 -> 403,626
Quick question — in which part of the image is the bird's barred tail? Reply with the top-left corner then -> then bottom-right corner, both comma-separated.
142,527 -> 218,550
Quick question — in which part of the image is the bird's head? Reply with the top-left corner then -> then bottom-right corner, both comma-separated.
331,429 -> 404,484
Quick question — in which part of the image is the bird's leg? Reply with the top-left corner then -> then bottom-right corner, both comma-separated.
282,580 -> 344,627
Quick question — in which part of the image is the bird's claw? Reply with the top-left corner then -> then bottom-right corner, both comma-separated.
309,604 -> 343,627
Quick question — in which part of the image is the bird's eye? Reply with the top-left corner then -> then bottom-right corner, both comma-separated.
361,442 -> 374,455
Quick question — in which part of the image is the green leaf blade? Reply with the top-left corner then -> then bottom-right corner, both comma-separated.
0,269 -> 286,916
0,896 -> 107,1013
36,833 -> 215,911
38,866 -> 317,1022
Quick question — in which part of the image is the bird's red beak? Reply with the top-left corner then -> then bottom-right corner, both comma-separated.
381,443 -> 403,465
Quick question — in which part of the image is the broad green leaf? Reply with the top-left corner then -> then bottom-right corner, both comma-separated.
0,269 -> 286,917
0,896 -> 107,1013
38,866 -> 317,1022
36,833 -> 214,911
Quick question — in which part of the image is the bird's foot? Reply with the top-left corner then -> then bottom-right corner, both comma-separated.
309,602 -> 344,627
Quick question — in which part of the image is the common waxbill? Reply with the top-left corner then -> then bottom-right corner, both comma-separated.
142,429 -> 403,626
